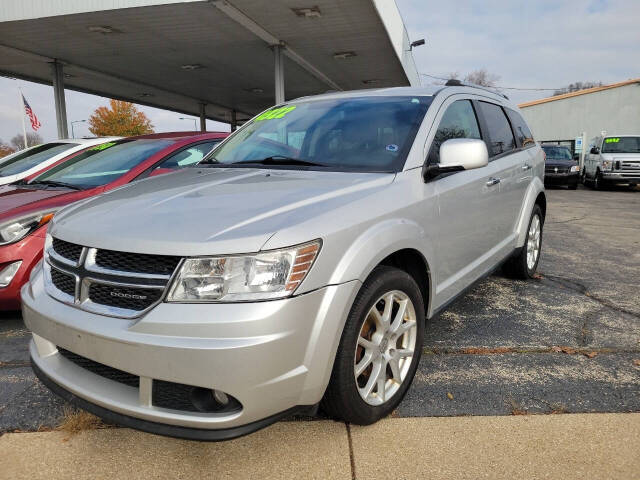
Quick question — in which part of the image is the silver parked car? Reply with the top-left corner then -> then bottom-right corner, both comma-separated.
23,85 -> 546,440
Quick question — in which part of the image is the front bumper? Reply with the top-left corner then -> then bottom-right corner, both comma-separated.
602,172 -> 640,184
544,172 -> 579,185
23,266 -> 360,439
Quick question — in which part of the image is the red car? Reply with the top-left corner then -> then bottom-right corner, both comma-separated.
0,131 -> 227,309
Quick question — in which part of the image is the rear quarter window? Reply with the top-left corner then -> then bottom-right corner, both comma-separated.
507,109 -> 535,148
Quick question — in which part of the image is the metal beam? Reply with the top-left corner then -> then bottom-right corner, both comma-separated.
211,0 -> 342,92
51,60 -> 68,138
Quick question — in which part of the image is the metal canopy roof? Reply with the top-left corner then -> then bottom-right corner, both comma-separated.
0,0 -> 419,125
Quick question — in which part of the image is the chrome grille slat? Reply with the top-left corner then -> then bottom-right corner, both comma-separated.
45,237 -> 182,319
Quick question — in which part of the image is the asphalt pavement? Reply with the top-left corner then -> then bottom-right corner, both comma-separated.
1,185 -> 639,433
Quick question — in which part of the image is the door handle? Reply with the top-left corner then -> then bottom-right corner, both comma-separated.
486,177 -> 501,186
522,163 -> 532,171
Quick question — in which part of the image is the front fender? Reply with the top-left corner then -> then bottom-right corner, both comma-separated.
326,218 -> 436,314
515,176 -> 545,247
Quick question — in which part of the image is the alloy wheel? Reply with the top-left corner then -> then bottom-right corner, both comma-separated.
526,214 -> 541,270
353,290 -> 417,406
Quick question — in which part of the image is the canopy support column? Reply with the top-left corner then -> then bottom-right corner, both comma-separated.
274,44 -> 285,104
231,109 -> 237,131
199,103 -> 206,131
51,60 -> 68,139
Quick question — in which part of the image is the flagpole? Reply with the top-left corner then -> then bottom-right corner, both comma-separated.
17,84 -> 28,149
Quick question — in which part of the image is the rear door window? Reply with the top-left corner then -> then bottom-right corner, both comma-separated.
477,102 -> 516,157
155,141 -> 221,170
428,100 -> 481,165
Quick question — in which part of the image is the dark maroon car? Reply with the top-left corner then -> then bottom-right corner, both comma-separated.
0,131 -> 227,309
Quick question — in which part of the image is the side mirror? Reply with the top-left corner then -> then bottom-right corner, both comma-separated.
423,138 -> 489,181
590,147 -> 599,154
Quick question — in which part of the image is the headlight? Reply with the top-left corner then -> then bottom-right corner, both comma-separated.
0,211 -> 56,246
570,165 -> 580,172
602,160 -> 613,171
167,240 -> 321,302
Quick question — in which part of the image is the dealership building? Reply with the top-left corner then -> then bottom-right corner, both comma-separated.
519,78 -> 640,161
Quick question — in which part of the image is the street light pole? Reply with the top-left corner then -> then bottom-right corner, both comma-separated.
179,117 -> 198,131
71,119 -> 87,139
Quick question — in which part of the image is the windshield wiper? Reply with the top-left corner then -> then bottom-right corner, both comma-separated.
28,180 -> 83,190
232,156 -> 327,167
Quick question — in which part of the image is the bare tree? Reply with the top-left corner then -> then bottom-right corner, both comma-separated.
10,132 -> 43,150
463,69 -> 501,87
553,81 -> 604,96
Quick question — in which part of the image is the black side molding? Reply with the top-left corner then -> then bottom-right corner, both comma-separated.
31,358 -> 315,442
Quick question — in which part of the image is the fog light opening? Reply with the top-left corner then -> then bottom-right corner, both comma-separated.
189,387 -> 240,413
213,389 -> 229,406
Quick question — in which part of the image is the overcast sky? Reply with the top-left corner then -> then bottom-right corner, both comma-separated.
1,0 -> 638,144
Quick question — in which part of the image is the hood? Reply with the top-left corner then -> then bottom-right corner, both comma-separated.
52,167 -> 394,255
0,185 -> 81,222
544,158 -> 577,167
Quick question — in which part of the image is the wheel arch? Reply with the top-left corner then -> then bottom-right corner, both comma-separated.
515,177 -> 546,247
326,218 -> 436,318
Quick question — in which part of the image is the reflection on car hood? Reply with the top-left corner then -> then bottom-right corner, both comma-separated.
51,167 -> 394,255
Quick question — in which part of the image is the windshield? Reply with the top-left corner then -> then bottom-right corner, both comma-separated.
601,136 -> 640,153
31,139 -> 173,189
0,143 -> 78,177
206,96 -> 432,172
542,146 -> 572,160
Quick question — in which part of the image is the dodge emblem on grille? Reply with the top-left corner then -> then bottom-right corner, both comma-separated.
110,291 -> 148,300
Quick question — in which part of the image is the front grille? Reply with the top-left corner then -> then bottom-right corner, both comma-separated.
95,249 -> 180,276
153,380 -> 200,412
58,348 -> 139,388
88,283 -> 163,311
52,238 -> 83,263
50,268 -> 75,297
47,237 -> 180,318
545,166 -> 568,174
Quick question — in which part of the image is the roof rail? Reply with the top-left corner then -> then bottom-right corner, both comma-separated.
444,79 -> 509,100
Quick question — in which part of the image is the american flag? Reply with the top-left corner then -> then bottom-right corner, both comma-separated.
22,94 -> 41,131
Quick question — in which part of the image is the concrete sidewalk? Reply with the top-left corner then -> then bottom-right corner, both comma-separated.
1,413 -> 638,479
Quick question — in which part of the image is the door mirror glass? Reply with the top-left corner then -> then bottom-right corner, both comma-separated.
423,138 -> 488,181
590,146 -> 599,154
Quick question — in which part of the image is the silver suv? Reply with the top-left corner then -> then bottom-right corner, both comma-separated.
583,134 -> 640,189
23,85 -> 546,440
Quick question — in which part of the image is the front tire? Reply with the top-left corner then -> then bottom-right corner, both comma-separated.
594,171 -> 603,190
321,266 -> 424,425
503,205 -> 543,279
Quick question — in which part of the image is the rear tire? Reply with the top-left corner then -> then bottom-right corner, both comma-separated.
321,266 -> 424,425
503,205 -> 543,279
